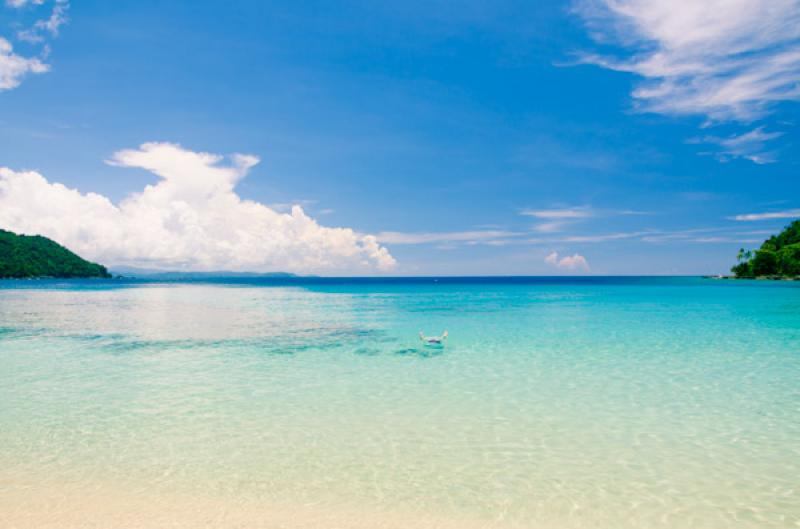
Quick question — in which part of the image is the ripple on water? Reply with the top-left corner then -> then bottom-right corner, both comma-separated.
0,281 -> 798,528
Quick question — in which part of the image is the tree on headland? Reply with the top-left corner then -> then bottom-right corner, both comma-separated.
0,229 -> 110,279
732,220 -> 800,278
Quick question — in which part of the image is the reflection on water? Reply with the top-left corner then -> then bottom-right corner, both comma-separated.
1,279 -> 799,528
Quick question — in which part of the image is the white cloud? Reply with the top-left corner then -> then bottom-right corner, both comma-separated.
559,253 -> 590,270
521,207 -> 592,219
545,251 -> 590,271
687,237 -> 762,243
0,142 -> 396,273
0,37 -> 49,90
690,126 -> 783,164
524,206 -> 653,234
376,230 -> 518,245
531,226 -> 768,246
617,209 -> 652,216
41,0 -> 67,34
574,0 -> 800,122
1,0 -> 67,89
563,231 -> 650,242
6,0 -> 45,7
533,221 -> 566,233
731,209 -> 800,221
268,199 -> 317,213
17,0 -> 69,43
523,207 -> 591,234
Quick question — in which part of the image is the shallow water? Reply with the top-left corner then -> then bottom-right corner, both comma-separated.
1,277 -> 799,528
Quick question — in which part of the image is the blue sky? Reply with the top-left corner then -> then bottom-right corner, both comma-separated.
1,0 -> 798,275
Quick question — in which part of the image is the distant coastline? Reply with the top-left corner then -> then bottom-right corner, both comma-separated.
110,268 -> 301,280
4,219 -> 798,281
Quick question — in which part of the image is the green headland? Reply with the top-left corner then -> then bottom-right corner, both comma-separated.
0,229 -> 110,279
731,220 -> 800,279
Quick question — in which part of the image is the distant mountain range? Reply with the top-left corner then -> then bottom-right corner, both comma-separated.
0,229 -> 110,279
109,267 -> 299,279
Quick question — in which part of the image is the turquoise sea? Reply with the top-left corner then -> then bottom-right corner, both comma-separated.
1,277 -> 798,528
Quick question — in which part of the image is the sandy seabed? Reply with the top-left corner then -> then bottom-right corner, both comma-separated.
1,485 -> 540,529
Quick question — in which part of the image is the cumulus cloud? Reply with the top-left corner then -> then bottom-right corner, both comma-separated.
0,37 -> 48,89
545,251 -> 590,271
0,142 -> 396,273
1,0 -> 67,90
574,0 -> 800,122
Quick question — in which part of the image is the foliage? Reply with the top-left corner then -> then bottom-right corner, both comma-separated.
731,220 -> 800,278
777,243 -> 800,276
750,249 -> 778,276
0,229 -> 110,279
730,261 -> 752,278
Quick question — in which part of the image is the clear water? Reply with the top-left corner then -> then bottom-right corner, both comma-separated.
1,277 -> 799,528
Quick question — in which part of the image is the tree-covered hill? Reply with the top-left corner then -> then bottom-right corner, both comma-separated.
732,220 -> 800,278
0,229 -> 111,279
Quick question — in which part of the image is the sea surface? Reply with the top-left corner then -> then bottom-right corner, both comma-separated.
1,277 -> 798,528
